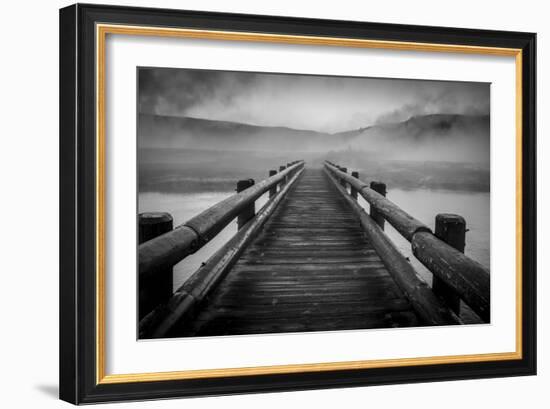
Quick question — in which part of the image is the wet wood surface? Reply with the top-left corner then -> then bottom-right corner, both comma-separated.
175,168 -> 420,337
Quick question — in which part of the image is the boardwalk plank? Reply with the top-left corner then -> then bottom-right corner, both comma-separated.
173,168 -> 421,337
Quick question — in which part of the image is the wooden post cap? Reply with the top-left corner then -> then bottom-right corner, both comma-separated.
139,212 -> 173,244
139,212 -> 172,225
370,181 -> 387,195
435,213 -> 466,227
236,178 -> 255,192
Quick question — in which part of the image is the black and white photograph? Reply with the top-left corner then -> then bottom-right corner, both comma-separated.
137,67 -> 491,339
51,2 -> 538,405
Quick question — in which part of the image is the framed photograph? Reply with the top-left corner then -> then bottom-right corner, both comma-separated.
59,3 -> 536,404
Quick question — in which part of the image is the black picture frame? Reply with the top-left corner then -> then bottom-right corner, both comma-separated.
60,3 -> 536,404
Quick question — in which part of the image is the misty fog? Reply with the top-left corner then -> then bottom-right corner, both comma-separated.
138,67 -> 490,193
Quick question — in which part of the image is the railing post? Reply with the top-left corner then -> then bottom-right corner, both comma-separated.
370,181 -> 386,229
139,212 -> 173,319
351,171 -> 359,199
236,179 -> 255,229
269,170 -> 277,198
279,165 -> 287,184
340,167 -> 348,188
432,214 -> 466,314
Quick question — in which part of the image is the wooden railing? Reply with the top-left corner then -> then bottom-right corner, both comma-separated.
138,160 -> 305,330
323,167 -> 460,326
324,161 -> 490,322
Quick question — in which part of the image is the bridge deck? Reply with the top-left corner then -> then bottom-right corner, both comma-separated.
178,168 -> 420,337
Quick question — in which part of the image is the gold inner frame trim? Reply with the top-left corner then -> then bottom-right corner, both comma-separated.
95,23 -> 523,385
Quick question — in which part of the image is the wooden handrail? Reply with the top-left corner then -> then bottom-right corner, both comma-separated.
325,161 -> 490,322
324,169 -> 461,326
140,166 -> 305,338
412,232 -> 490,322
325,162 -> 430,241
139,161 -> 305,280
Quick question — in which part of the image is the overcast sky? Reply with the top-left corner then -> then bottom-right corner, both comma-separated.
138,67 -> 489,134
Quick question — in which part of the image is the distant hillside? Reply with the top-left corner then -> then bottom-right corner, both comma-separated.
343,114 -> 490,163
138,113 -> 489,164
138,114 -> 342,152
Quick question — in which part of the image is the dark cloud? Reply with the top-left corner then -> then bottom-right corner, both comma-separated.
138,67 -> 490,133
375,82 -> 490,124
138,68 -> 258,116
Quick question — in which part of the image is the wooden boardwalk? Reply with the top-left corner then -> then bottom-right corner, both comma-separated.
139,160 -> 490,339
175,169 -> 419,337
